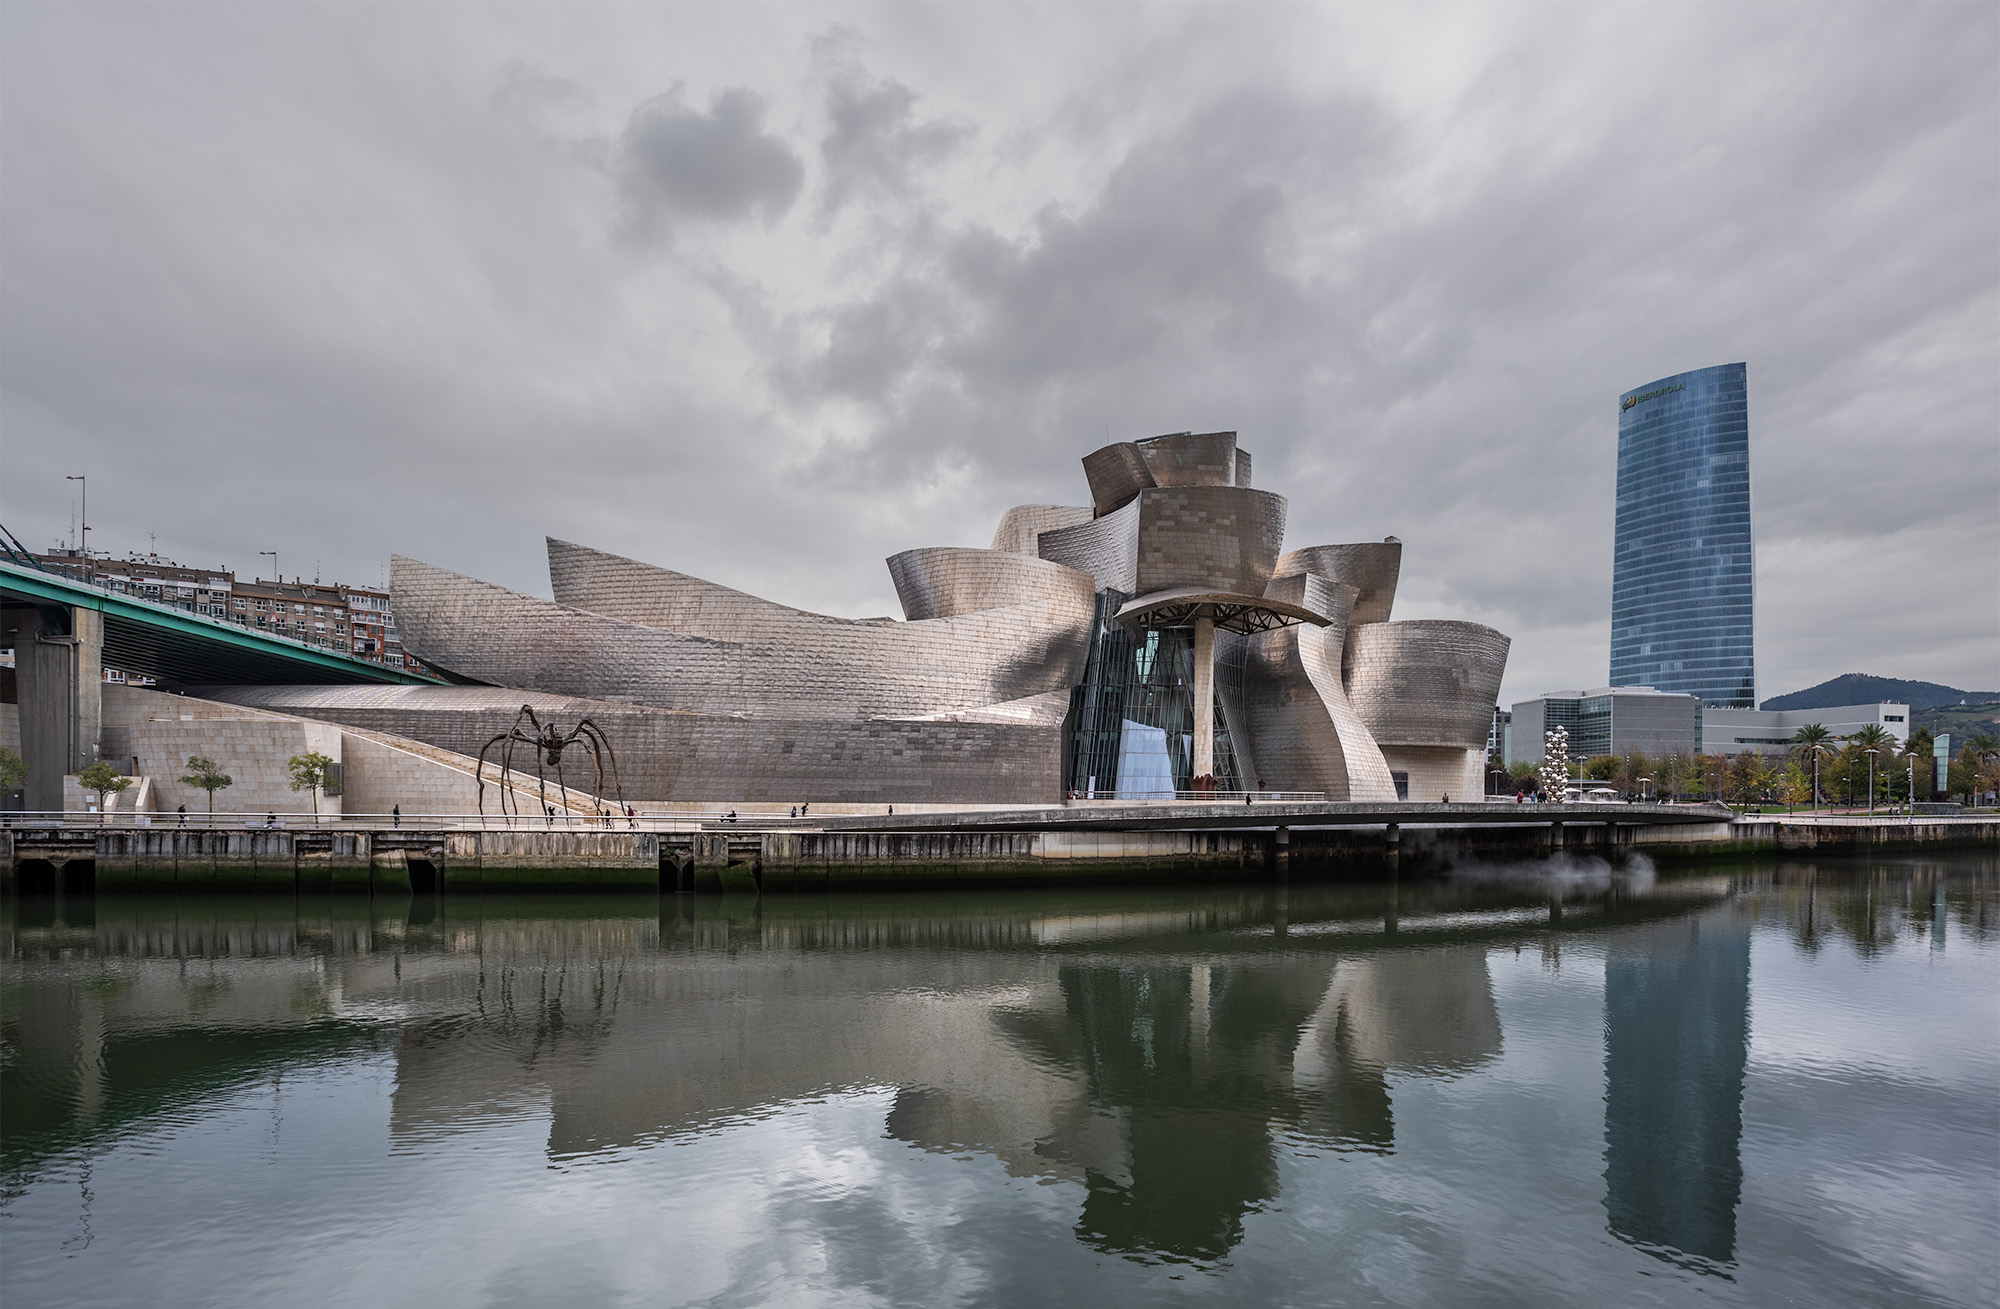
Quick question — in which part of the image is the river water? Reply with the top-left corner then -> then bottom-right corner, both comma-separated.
3,854 -> 1995,1308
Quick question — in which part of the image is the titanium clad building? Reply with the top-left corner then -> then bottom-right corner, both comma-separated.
203,432 -> 1511,805
1611,364 -> 1755,708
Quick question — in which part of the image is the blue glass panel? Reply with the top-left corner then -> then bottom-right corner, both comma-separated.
1610,363 -> 1756,708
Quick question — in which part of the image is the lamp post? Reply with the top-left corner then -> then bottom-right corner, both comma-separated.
65,475 -> 89,582
1808,743 -> 1829,817
1907,753 -> 1916,817
1864,747 -> 1880,815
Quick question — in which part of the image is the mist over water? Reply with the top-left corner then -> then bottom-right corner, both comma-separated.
4,857 -> 1996,1308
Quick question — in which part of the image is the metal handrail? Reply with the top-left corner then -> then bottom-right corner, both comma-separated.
1,810 -> 725,833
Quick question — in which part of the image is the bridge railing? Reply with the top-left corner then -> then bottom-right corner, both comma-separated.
1066,790 -> 1326,803
1,810 -> 732,833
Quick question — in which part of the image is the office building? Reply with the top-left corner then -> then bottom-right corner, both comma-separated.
1699,703 -> 1908,758
1508,687 -> 1700,765
1610,363 -> 1755,707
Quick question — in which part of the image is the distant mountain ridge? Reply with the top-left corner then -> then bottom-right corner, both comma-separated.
1762,674 -> 2000,712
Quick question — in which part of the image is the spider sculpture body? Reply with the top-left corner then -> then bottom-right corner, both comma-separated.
475,705 -> 625,819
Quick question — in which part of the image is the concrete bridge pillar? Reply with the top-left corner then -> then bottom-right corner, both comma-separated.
11,604 -> 102,812
1549,820 -> 1564,852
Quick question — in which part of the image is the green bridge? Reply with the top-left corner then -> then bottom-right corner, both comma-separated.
2,556 -> 440,811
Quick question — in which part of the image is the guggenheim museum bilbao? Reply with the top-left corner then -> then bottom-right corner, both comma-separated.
220,433 -> 1509,805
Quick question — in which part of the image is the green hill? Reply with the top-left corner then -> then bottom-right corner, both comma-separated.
1761,674 -> 1998,712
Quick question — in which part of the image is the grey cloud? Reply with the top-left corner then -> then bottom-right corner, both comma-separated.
819,72 -> 966,216
1,4 -> 1993,705
618,87 -> 803,233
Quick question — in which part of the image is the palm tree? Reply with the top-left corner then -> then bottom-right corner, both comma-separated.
1852,725 -> 1893,814
1790,724 -> 1835,815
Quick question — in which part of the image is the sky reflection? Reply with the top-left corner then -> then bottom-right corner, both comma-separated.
3,859 -> 1995,1308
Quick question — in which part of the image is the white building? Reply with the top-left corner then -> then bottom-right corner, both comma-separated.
1700,703 -> 1909,758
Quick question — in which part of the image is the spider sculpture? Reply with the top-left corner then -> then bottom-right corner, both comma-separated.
475,705 -> 625,819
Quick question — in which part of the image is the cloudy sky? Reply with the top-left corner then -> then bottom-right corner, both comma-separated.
4,3 -> 1995,705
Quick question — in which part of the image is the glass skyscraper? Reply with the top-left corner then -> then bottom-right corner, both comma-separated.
1610,363 -> 1755,708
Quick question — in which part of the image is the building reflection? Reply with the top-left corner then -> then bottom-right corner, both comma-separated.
1602,912 -> 1751,1270
9,880 -> 1757,1267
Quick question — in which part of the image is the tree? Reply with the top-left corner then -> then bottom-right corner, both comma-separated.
287,751 -> 335,818
1904,728 -> 1936,801
1582,754 -> 1620,781
77,760 -> 132,823
1789,723 -> 1831,758
0,745 -> 26,796
178,755 -> 233,818
1777,760 -> 1814,810
1952,736 -> 2000,807
1851,726 -> 1893,811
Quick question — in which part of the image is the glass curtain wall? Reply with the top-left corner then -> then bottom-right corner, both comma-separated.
1610,362 -> 1756,707
1064,593 -> 1242,798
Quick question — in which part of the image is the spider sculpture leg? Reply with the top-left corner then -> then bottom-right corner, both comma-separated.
575,719 -> 623,812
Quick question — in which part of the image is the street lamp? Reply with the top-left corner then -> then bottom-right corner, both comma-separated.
65,475 -> 89,582
1808,743 -> 1831,818
1864,747 -> 1881,815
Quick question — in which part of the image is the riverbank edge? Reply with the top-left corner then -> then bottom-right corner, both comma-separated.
4,817 -> 1995,895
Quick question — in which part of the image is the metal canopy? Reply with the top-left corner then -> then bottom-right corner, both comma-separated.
1113,587 -> 1330,634
1,559 -> 442,688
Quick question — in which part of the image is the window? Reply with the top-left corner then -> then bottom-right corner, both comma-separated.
1885,715 -> 1904,723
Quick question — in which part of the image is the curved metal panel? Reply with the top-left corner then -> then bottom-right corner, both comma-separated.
550,538 -> 857,640
1136,431 -> 1239,487
1036,497 -> 1140,593
1276,542 -> 1403,626
887,547 -> 1096,621
1241,618 -> 1397,801
1134,486 -> 1288,596
394,553 -> 1093,722
1342,620 -> 1511,749
989,505 -> 1092,556
1080,443 -> 1156,517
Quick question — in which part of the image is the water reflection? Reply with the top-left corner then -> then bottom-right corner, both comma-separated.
4,857 -> 1997,1301
1604,915 -> 1750,1270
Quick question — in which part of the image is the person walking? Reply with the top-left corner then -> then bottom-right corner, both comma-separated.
177,804 -> 187,827
626,805 -> 637,829
1441,793 -> 1450,805
392,803 -> 401,829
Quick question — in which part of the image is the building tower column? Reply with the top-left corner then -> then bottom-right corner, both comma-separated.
1191,613 -> 1215,784
15,604 -> 103,811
